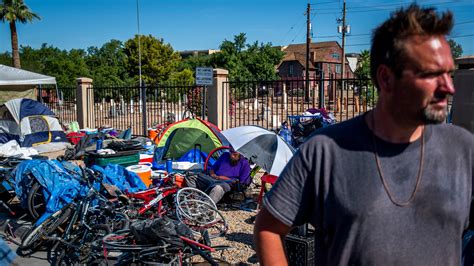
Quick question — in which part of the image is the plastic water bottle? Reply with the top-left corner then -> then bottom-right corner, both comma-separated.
166,158 -> 173,173
145,141 -> 155,155
96,138 -> 103,151
279,122 -> 293,146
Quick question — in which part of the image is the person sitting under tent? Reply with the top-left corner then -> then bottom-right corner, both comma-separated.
186,150 -> 251,203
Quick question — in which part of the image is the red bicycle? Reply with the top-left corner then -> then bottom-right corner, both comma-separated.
124,173 -> 227,238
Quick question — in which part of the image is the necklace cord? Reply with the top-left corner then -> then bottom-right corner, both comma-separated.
371,111 -> 424,207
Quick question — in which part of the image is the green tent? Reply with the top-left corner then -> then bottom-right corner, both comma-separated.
154,118 -> 229,161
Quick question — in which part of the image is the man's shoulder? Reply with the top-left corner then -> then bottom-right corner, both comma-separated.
295,115 -> 368,156
306,115 -> 367,144
432,123 -> 473,142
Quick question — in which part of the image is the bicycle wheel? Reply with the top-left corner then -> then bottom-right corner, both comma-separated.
27,181 -> 46,219
54,224 -> 111,266
20,204 -> 73,251
103,229 -> 153,252
177,200 -> 227,239
175,187 -> 217,221
138,245 -> 182,265
110,211 -> 130,231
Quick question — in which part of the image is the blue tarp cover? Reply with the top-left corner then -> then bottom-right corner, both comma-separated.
152,149 -> 215,170
14,160 -> 146,224
91,164 -> 146,192
14,160 -> 84,224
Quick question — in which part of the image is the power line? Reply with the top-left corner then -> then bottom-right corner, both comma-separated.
290,21 -> 307,43
455,20 -> 474,25
309,1 -> 337,5
450,34 -> 474,38
313,0 -> 471,14
345,43 -> 370,47
279,15 -> 306,45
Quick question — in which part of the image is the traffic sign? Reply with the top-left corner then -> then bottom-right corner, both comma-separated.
195,67 -> 213,85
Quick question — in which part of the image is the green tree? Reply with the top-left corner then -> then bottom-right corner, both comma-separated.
0,0 -> 39,68
178,54 -> 213,73
20,44 -> 90,86
18,45 -> 43,72
210,33 -> 284,81
124,34 -> 181,85
169,69 -> 194,85
448,39 -> 463,59
0,51 -> 11,65
354,50 -> 370,80
244,40 -> 284,81
354,50 -> 377,107
86,40 -> 132,85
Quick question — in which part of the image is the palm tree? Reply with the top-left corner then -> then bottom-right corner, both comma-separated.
0,0 -> 39,68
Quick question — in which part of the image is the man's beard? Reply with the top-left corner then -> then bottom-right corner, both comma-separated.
230,158 -> 239,166
421,104 -> 448,124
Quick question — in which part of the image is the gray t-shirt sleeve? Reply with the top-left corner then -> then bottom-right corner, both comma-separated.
263,140 -> 320,227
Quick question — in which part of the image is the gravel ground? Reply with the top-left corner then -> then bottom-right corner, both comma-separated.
211,208 -> 259,264
192,179 -> 265,265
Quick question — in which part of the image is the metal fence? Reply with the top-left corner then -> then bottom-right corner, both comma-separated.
38,86 -> 77,124
224,77 -> 377,130
91,84 -> 206,135
40,78 -> 453,134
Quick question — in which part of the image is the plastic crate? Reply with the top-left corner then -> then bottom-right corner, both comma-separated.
284,230 -> 315,266
85,150 -> 140,167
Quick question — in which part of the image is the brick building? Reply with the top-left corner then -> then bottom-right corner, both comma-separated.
277,41 -> 354,79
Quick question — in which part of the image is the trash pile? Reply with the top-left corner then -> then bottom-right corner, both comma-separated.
0,99 -> 232,265
283,108 -> 337,148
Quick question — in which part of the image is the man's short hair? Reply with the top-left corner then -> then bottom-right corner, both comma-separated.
370,4 -> 453,89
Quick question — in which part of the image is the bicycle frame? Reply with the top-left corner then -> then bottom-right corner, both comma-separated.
126,185 -> 178,216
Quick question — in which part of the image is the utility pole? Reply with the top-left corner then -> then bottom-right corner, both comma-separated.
305,3 -> 311,102
340,0 -> 347,82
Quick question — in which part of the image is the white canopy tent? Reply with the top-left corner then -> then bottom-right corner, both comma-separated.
0,64 -> 57,104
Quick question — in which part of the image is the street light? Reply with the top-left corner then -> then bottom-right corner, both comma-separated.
136,0 -> 146,135
136,0 -> 142,87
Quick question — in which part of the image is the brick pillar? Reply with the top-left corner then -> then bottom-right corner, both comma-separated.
207,69 -> 229,130
76,77 -> 94,129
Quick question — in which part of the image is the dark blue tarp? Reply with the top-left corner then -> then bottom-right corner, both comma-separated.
152,149 -> 216,170
177,149 -> 214,165
14,160 -> 85,224
91,164 -> 146,192
14,160 -> 146,225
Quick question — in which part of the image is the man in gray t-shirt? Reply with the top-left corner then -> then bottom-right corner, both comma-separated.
254,4 -> 474,266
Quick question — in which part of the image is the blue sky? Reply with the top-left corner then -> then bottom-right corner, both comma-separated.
1,0 -> 473,55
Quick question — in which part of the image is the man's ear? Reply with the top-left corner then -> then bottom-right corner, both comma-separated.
376,65 -> 395,94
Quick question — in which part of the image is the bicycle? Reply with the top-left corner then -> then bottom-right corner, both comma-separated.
175,188 -> 228,239
124,173 -> 227,239
102,217 -> 229,265
19,167 -> 129,261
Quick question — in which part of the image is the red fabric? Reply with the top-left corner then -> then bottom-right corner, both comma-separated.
257,174 -> 279,207
66,132 -> 85,144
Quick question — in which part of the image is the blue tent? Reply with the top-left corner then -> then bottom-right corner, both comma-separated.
0,98 -> 67,147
